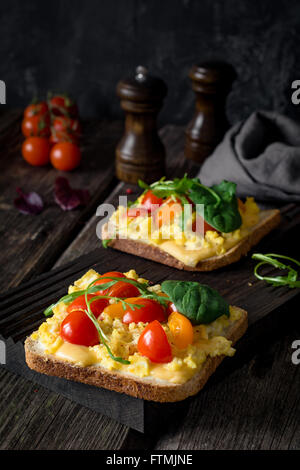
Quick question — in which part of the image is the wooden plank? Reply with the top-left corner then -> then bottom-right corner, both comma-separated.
0,368 -> 127,450
154,308 -> 300,450
0,113 -> 122,289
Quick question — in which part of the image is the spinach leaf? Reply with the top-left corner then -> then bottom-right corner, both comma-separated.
161,280 -> 230,325
189,180 -> 242,233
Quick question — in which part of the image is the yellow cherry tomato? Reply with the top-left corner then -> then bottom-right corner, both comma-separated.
168,311 -> 194,350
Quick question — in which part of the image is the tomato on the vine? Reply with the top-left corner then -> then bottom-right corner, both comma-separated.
21,115 -> 50,138
49,95 -> 78,118
50,142 -> 81,171
24,101 -> 49,119
52,116 -> 81,139
138,320 -> 172,363
60,310 -> 99,346
21,137 -> 50,166
67,294 -> 109,318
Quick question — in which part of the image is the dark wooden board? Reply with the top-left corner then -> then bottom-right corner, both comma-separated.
0,114 -> 121,289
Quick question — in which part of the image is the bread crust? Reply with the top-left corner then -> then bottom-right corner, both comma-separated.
102,209 -> 281,271
25,308 -> 247,402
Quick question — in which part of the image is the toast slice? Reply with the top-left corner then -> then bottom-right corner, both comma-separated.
102,209 -> 280,271
25,307 -> 247,402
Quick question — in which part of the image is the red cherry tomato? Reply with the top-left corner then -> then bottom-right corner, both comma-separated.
122,298 -> 166,324
138,320 -> 172,363
49,95 -> 78,117
127,207 -> 149,218
166,301 -> 177,317
192,215 -> 217,234
21,137 -> 50,166
21,115 -> 50,137
154,197 -> 182,228
94,271 -> 140,299
52,116 -> 81,138
141,190 -> 164,212
60,310 -> 99,347
67,294 -> 109,318
94,272 -> 125,292
50,142 -> 81,171
49,131 -> 79,147
108,282 -> 140,299
24,101 -> 49,118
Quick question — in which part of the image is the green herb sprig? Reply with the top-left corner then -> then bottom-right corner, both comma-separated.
252,253 -> 300,288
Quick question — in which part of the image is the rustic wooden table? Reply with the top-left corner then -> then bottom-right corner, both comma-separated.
0,109 -> 299,450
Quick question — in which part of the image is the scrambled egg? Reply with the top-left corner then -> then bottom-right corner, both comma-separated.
107,197 -> 260,267
31,269 -> 243,385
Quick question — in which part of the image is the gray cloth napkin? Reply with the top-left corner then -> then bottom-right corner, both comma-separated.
198,111 -> 300,203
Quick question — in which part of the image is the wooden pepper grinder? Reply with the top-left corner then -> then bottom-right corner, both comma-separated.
116,66 -> 167,184
185,62 -> 236,164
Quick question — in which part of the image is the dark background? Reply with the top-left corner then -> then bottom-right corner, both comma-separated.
1,0 -> 300,125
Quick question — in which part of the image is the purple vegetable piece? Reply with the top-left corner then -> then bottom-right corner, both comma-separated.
14,187 -> 44,215
54,177 -> 90,211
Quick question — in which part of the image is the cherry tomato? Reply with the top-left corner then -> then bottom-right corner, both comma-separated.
141,190 -> 164,212
192,215 -> 217,234
49,95 -> 78,117
60,310 -> 99,347
94,271 -> 140,298
24,101 -> 49,118
21,115 -> 50,137
166,301 -> 177,317
94,272 -> 125,291
21,137 -> 50,166
52,116 -> 81,139
49,130 -> 78,147
67,294 -> 109,318
138,320 -> 172,363
108,282 -> 140,299
127,207 -> 149,218
168,311 -> 194,350
122,298 -> 166,324
50,142 -> 81,171
154,197 -> 182,228
94,271 -> 139,297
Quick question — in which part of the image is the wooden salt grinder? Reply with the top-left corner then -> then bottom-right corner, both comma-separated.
185,62 -> 236,164
115,66 -> 167,184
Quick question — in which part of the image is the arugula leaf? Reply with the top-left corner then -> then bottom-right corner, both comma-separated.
161,280 -> 229,325
252,253 -> 300,288
189,180 -> 242,233
138,174 -> 193,200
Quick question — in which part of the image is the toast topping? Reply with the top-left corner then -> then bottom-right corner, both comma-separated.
30,269 -> 244,385
104,176 -> 260,266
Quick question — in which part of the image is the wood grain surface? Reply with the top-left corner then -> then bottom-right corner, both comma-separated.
0,112 -> 299,450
